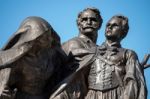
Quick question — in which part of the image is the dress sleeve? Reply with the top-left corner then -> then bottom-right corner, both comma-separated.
123,50 -> 147,99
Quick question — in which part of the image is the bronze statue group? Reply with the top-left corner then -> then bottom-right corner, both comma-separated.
0,7 -> 149,99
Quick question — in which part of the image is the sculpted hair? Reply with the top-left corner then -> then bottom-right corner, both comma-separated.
77,7 -> 103,29
111,15 -> 129,39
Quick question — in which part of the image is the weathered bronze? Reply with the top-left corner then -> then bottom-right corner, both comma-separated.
141,54 -> 150,69
0,7 -> 148,99
62,7 -> 103,55
51,15 -> 147,99
56,7 -> 103,99
85,15 -> 147,99
0,16 -> 67,99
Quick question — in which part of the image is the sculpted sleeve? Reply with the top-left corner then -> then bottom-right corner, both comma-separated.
123,50 -> 147,99
0,43 -> 31,69
62,38 -> 84,56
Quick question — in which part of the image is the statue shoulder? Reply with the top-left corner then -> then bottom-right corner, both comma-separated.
62,37 -> 84,55
122,48 -> 138,60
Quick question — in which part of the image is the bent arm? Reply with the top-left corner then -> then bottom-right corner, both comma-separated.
123,50 -> 147,99
141,54 -> 150,69
0,43 -> 31,69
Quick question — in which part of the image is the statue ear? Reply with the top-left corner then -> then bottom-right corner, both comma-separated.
76,18 -> 82,28
120,30 -> 127,40
123,27 -> 127,33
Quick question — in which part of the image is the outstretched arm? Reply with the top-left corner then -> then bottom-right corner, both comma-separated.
141,54 -> 150,69
0,43 -> 31,69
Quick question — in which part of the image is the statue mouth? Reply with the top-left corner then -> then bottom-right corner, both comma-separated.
83,27 -> 94,30
106,30 -> 112,34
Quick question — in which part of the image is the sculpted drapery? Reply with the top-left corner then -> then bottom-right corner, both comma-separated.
0,16 -> 67,99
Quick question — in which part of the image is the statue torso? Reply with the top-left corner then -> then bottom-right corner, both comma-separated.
11,48 -> 56,95
88,45 -> 126,91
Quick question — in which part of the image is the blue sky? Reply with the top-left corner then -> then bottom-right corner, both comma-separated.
0,0 -> 150,98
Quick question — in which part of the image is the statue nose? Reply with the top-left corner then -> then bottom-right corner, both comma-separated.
87,19 -> 92,24
108,25 -> 112,29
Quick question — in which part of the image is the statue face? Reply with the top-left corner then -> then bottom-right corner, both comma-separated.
105,17 -> 123,40
78,10 -> 100,35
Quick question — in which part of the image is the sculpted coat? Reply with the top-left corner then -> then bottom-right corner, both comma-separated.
51,42 -> 147,99
84,42 -> 147,99
55,7 -> 102,99
51,15 -> 147,99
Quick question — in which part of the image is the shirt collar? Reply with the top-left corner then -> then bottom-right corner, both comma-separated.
98,41 -> 121,53
105,40 -> 121,48
78,34 -> 93,43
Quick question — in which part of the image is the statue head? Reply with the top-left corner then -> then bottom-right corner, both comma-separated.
105,15 -> 129,41
3,16 -> 60,50
77,7 -> 103,36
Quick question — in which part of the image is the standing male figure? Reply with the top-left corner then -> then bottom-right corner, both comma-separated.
62,7 -> 103,56
84,15 -> 147,99
52,15 -> 147,99
56,7 -> 103,99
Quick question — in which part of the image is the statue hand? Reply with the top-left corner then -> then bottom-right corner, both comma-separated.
1,87 -> 16,99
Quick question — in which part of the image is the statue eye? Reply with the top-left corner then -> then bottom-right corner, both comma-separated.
112,23 -> 119,27
91,18 -> 97,22
82,18 -> 88,21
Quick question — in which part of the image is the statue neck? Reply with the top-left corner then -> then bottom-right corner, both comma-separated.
105,40 -> 121,48
79,32 -> 97,43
